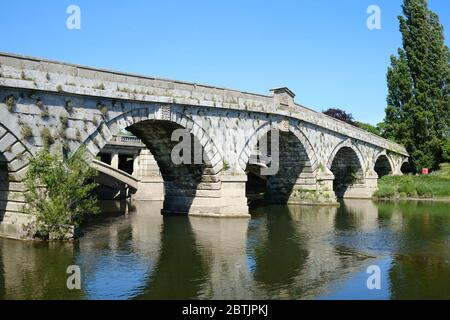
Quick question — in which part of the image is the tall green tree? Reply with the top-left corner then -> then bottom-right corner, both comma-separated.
384,0 -> 449,171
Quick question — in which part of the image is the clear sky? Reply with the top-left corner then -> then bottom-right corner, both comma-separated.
0,0 -> 448,125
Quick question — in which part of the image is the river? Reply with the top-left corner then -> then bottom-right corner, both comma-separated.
0,199 -> 449,300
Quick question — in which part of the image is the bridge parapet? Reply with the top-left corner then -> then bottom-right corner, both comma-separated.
0,52 -> 407,156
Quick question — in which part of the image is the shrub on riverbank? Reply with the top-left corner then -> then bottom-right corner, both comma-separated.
23,147 -> 99,240
375,163 -> 450,199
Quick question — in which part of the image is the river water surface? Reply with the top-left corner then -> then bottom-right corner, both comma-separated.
0,199 -> 449,300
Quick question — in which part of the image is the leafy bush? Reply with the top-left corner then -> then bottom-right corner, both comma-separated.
23,147 -> 99,240
398,183 -> 416,196
375,165 -> 450,199
374,185 -> 397,198
415,183 -> 433,198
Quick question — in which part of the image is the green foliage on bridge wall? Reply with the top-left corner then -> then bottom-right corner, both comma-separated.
4,94 -> 15,112
23,147 -> 99,240
40,107 -> 49,118
93,83 -> 105,90
59,115 -> 68,128
20,124 -> 33,140
97,102 -> 108,117
35,98 -> 44,109
40,127 -> 54,148
65,99 -> 74,113
76,129 -> 81,142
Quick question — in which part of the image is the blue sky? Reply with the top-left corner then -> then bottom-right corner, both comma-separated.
0,0 -> 448,125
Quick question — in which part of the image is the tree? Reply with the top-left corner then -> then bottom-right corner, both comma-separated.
354,121 -> 383,136
323,108 -> 355,125
384,0 -> 449,171
23,146 -> 99,240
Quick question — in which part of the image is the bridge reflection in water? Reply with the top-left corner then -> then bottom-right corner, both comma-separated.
0,200 -> 449,300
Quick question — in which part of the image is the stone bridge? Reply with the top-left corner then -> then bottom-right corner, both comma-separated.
0,53 -> 408,238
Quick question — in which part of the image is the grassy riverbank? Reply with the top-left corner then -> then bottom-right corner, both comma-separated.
375,163 -> 450,199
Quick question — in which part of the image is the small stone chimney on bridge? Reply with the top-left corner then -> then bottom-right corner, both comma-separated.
270,87 -> 296,111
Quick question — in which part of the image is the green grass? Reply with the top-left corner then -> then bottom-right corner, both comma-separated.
375,163 -> 450,199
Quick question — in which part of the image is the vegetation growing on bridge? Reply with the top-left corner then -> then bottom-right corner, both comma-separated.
65,99 -> 74,113
375,163 -> 450,199
23,147 -> 99,240
4,94 -> 15,112
20,124 -> 33,140
40,127 -> 54,148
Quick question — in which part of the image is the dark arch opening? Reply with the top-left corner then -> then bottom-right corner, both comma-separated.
401,161 -> 414,175
374,155 -> 392,178
0,152 -> 9,222
92,131 -> 146,200
330,147 -> 364,198
127,119 -> 220,215
245,130 -> 314,205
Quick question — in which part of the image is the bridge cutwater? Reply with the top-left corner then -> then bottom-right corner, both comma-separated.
0,53 -> 409,239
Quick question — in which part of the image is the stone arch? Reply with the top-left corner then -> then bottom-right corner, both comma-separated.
373,151 -> 394,178
80,105 -> 224,215
82,106 -> 223,176
327,139 -> 365,172
0,151 -> 8,218
400,159 -> 414,174
328,140 -> 365,198
0,124 -> 32,178
238,120 -> 318,172
240,120 -> 319,204
0,124 -> 32,228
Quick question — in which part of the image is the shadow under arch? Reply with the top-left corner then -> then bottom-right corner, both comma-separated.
238,122 -> 318,172
242,123 -> 317,204
400,161 -> 414,174
328,145 -> 364,198
0,152 -> 8,222
128,119 -> 219,214
79,106 -> 223,216
248,205 -> 308,291
374,154 -> 393,178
